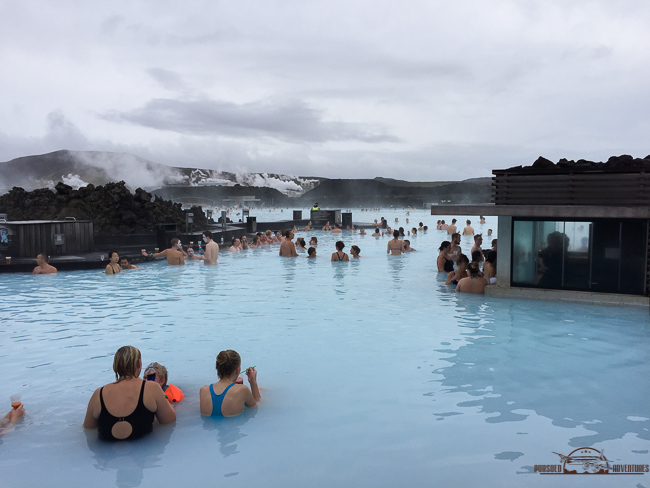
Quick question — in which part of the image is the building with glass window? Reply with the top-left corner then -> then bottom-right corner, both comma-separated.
433,156 -> 650,305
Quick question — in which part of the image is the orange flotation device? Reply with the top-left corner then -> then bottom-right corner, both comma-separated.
164,384 -> 184,403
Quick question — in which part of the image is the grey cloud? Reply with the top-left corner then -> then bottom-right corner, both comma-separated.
146,68 -> 190,92
104,97 -> 401,143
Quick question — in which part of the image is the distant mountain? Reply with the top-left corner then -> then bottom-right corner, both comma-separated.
297,178 -> 491,207
0,150 -> 320,194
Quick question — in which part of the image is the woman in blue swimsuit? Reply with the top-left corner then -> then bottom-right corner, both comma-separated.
200,350 -> 260,417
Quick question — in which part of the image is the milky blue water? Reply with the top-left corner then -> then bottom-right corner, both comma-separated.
1,211 -> 649,487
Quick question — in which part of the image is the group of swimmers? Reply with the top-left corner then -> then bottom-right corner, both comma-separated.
435,220 -> 498,294
80,345 -> 260,441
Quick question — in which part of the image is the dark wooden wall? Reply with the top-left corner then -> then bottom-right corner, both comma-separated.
9,221 -> 94,257
492,169 -> 650,206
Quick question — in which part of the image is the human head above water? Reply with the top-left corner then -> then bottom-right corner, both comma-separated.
216,349 -> 241,379
393,229 -> 400,239
439,241 -> 451,252
335,241 -> 345,251
203,230 -> 212,241
146,362 -> 168,386
113,345 -> 141,381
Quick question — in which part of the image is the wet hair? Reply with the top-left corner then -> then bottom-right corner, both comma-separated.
419,222 -> 424,226
471,250 -> 482,262
113,345 -> 141,381
216,349 -> 241,379
335,241 -> 345,251
170,238 -> 179,248
120,256 -> 130,263
375,228 -> 380,233
466,220 -> 471,225
411,228 -> 417,234
492,239 -> 497,248
203,230 -> 212,239
423,226 -> 428,231
351,245 -> 360,255
298,238 -> 306,247
439,241 -> 451,251
393,229 -> 400,238
404,240 -> 410,246
452,219 -> 457,223
232,236 -> 238,245
451,233 -> 460,241
399,227 -> 405,236
485,250 -> 497,264
108,251 -> 118,259
441,220 -> 445,224
468,262 -> 480,277
37,253 -> 49,262
252,236 -> 260,244
308,247 -> 316,256
474,234 -> 482,242
310,236 -> 318,244
148,362 -> 168,386
456,253 -> 469,265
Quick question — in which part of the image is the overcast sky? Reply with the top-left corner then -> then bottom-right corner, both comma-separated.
0,1 -> 648,181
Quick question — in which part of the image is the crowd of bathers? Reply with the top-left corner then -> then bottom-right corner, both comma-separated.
434,216 -> 497,294
30,211 -> 497,295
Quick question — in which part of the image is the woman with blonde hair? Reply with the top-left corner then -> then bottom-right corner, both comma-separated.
200,350 -> 260,417
83,346 -> 176,441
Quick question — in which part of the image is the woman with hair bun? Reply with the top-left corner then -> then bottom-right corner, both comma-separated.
83,346 -> 176,441
200,350 -> 260,417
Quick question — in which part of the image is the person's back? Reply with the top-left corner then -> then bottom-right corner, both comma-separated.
279,231 -> 298,257
456,263 -> 488,294
84,345 -> 176,441
200,349 -> 260,417
203,232 -> 219,265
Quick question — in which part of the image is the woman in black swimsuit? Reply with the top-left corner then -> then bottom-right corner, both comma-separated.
437,241 -> 454,273
331,241 -> 350,262
83,346 -> 176,441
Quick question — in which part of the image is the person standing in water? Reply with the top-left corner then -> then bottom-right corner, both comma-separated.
387,230 -> 406,255
279,230 -> 298,257
105,251 -> 121,274
199,349 -> 260,417
33,253 -> 57,274
202,231 -> 219,265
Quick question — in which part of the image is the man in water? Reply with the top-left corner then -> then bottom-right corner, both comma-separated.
462,220 -> 474,235
449,233 -> 462,262
32,253 -> 57,274
143,238 -> 185,265
279,230 -> 298,257
119,257 -> 139,269
471,234 -> 483,262
185,247 -> 202,260
447,219 -> 458,235
202,231 -> 219,265
229,238 -> 242,252
331,224 -> 342,234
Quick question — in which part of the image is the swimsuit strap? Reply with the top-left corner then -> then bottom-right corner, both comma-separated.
138,379 -> 146,402
99,386 -> 106,409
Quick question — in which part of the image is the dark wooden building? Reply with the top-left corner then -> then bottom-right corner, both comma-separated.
433,157 -> 650,305
0,220 -> 94,258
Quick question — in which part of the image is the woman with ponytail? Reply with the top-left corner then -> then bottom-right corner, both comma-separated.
200,349 -> 260,417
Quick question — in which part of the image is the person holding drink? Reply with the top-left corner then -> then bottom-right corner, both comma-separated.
1,395 -> 25,437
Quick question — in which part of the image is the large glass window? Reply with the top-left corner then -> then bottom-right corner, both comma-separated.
511,218 -> 647,295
